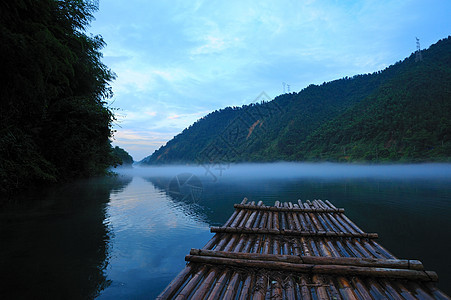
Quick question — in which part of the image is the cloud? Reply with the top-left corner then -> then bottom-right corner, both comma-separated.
90,0 -> 451,160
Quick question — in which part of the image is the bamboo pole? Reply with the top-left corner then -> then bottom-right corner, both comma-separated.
215,233 -> 232,251
369,241 -> 396,259
233,203 -> 345,213
223,234 -> 239,252
291,205 -> 302,256
325,276 -> 342,300
267,210 -> 273,230
242,235 -> 255,253
337,276 -> 359,300
302,209 -> 316,232
340,213 -> 365,234
259,211 -> 268,229
273,236 -> 280,255
175,265 -> 208,299
238,274 -> 253,300
223,210 -> 239,227
206,269 -> 231,300
408,282 -> 435,300
189,249 -> 423,269
156,265 -> 193,299
309,238 -> 321,256
280,206 -> 288,230
333,213 -> 358,234
380,279 -> 404,300
299,275 -> 312,300
365,278 -> 390,299
425,283 -> 451,300
245,209 -> 258,228
238,206 -> 253,228
262,234 -> 271,254
291,205 -> 302,230
233,234 -> 246,252
184,255 -> 437,282
270,276 -> 283,300
230,208 -> 247,228
222,272 -> 240,299
252,234 -> 263,254
209,226 -> 379,239
324,200 -> 337,209
300,237 -> 310,256
281,203 -> 290,254
252,274 -> 268,300
393,281 -> 417,300
351,277 -> 373,299
361,240 -> 385,259
318,239 -> 333,257
202,234 -> 220,250
335,240 -> 350,257
297,210 -> 309,231
322,212 -> 344,232
352,239 -> 374,258
284,276 -> 296,300
189,268 -> 217,299
345,240 -> 364,258
312,275 -> 329,300
325,239 -> 341,257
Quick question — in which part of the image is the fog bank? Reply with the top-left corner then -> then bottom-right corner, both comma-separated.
114,162 -> 451,180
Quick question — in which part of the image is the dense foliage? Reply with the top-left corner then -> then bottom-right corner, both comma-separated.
142,37 -> 451,165
0,0 -> 117,194
112,146 -> 133,165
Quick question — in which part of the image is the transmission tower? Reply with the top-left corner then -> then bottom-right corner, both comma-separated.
287,84 -> 290,93
415,37 -> 423,62
282,82 -> 286,93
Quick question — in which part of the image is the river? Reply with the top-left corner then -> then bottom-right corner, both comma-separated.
1,163 -> 450,298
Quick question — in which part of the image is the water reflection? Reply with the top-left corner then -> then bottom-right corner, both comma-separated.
1,164 -> 450,298
97,176 -> 211,299
143,175 -> 210,225
0,175 -> 132,299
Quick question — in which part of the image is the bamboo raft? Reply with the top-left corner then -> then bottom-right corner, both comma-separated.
157,198 -> 450,299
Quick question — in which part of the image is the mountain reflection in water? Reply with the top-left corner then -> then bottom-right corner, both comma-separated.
1,163 -> 450,298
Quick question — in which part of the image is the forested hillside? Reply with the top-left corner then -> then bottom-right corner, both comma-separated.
0,1 -> 118,194
141,36 -> 451,164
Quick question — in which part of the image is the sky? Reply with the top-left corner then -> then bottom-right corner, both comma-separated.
88,0 -> 451,161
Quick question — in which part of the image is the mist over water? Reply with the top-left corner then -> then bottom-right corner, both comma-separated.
1,163 -> 450,298
111,162 -> 451,296
116,162 -> 451,180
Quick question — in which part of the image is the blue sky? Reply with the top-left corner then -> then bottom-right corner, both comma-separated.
89,0 -> 451,161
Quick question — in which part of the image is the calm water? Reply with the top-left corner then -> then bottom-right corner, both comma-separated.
1,163 -> 450,298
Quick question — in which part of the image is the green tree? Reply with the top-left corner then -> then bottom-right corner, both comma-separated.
0,0 -> 117,194
112,146 -> 134,166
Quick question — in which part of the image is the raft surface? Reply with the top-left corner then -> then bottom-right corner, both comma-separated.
157,198 -> 450,299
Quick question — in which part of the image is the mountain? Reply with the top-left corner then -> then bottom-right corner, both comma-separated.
141,36 -> 451,165
112,146 -> 134,165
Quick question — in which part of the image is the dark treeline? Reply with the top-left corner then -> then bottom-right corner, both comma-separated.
112,146 -> 134,166
141,36 -> 451,165
0,1 -> 122,195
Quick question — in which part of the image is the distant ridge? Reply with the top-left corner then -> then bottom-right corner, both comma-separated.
141,36 -> 451,164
